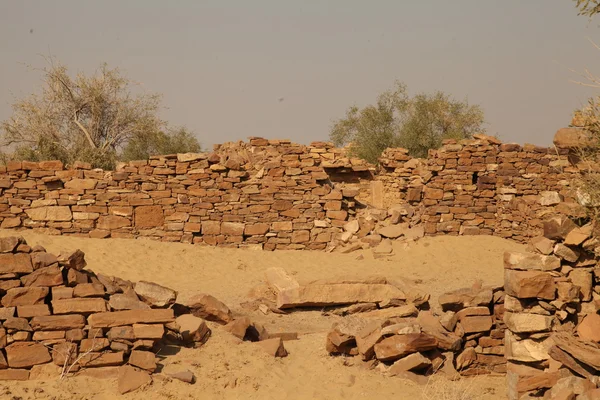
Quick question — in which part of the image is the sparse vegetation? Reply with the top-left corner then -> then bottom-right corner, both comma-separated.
574,0 -> 600,18
1,58 -> 201,169
570,1 -> 600,220
329,81 -> 486,163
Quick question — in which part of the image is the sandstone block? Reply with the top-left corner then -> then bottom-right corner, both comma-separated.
166,369 -> 195,384
133,205 -> 164,229
17,304 -> 50,318
504,270 -> 555,300
79,338 -> 110,352
438,287 -> 493,311
0,253 -> 33,274
64,179 -> 97,190
388,352 -> 432,374
539,191 -> 561,206
543,216 -> 577,240
88,309 -> 174,328
0,369 -> 29,381
221,222 -> 245,236
96,215 -> 130,230
374,333 -> 438,362
460,315 -> 493,333
21,265 -> 63,287
79,352 -> 125,368
577,314 -> 600,342
134,281 -> 177,307
554,244 -> 580,262
30,315 -> 86,331
107,326 -> 134,341
52,286 -> 74,300
31,252 -> 58,270
326,327 -> 356,355
564,224 -> 593,246
108,293 -> 150,311
503,251 -> 560,271
257,337 -> 288,357
185,293 -> 233,324
277,283 -> 406,309
504,312 -> 553,333
201,221 -> 221,235
355,321 -> 385,360
416,311 -> 462,351
0,237 -> 20,253
32,331 -> 65,341
553,127 -> 589,149
133,324 -> 164,340
62,249 -> 87,271
570,269 -> 593,301
377,224 -> 407,239
52,298 -> 107,314
73,283 -> 105,298
128,350 -> 157,371
25,206 -> 72,222
2,287 -> 49,307
175,314 -> 210,343
118,365 -> 152,394
505,330 -> 550,362
5,342 -> 51,368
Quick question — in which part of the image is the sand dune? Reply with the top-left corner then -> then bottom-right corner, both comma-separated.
0,230 -> 525,400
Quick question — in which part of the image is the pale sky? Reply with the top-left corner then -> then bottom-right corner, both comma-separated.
1,0 -> 599,148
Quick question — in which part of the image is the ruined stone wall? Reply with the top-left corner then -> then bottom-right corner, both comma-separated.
0,138 -> 369,250
378,132 -> 584,242
0,130 -> 588,248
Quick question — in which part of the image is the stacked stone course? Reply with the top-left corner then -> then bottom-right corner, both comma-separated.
0,235 -> 211,384
0,139 -> 361,250
503,215 -> 600,399
0,129 -> 590,248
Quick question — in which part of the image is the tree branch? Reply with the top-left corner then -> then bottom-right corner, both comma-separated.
74,108 -> 97,149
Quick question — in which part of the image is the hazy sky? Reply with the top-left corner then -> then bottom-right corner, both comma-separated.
1,0 -> 599,148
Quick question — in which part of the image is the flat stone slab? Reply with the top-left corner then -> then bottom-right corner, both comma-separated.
88,309 -> 174,328
277,283 -> 407,309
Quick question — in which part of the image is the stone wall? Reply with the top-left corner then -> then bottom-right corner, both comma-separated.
503,216 -> 600,399
378,132 -> 585,242
0,139 -> 369,250
0,129 -> 589,248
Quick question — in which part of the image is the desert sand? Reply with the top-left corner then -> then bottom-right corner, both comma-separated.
0,230 -> 525,400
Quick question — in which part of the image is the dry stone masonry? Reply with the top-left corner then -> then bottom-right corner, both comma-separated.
0,139 -> 363,250
503,215 -> 600,400
0,236 -> 215,392
0,128 -> 590,249
323,278 -> 507,382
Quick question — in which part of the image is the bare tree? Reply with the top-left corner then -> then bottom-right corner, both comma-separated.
2,59 -> 167,169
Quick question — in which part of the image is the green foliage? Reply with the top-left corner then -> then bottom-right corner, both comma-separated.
1,58 -> 200,169
574,0 -> 600,17
121,127 -> 202,161
330,82 -> 486,163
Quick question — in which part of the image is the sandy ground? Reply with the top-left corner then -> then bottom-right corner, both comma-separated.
0,230 -> 526,400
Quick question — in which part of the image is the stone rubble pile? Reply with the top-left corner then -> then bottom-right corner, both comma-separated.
0,236 -> 218,393
322,277 -> 506,382
504,215 -> 600,400
329,205 -> 425,256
